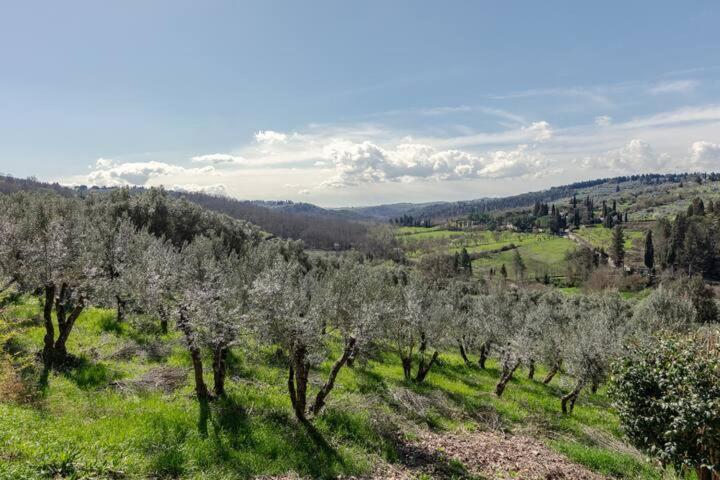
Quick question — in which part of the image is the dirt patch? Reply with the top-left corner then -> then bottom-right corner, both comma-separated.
394,430 -> 607,480
112,366 -> 187,394
108,340 -> 171,362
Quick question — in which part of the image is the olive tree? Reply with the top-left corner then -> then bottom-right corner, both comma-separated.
611,332 -> 720,480
251,254 -> 387,421
9,194 -> 96,366
176,235 -> 253,399
382,268 -> 448,383
444,279 -> 478,367
470,284 -> 519,370
528,290 -> 571,385
631,285 -> 696,336
130,234 -> 180,334
492,290 -> 534,397
86,217 -> 153,323
560,293 -> 629,413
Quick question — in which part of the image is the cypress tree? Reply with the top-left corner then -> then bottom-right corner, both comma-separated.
644,230 -> 654,271
461,248 -> 472,274
610,225 -> 625,268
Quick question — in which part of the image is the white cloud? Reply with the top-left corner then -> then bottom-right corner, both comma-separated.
577,139 -> 670,172
649,79 -> 699,95
689,141 -> 720,169
255,130 -> 289,144
594,115 -> 612,127
522,121 -> 553,141
169,183 -> 228,196
95,157 -> 114,168
190,153 -> 245,164
86,161 -> 215,187
320,140 -> 545,188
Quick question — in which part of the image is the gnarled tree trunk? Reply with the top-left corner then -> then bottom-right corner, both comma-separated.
42,284 -> 56,365
415,350 -> 439,383
212,345 -> 228,397
458,339 -> 471,367
495,359 -> 520,397
478,341 -> 489,369
311,337 -> 356,416
116,295 -> 126,322
178,307 -> 209,400
543,361 -> 561,384
527,359 -> 535,380
561,379 -> 585,414
288,345 -> 310,422
401,356 -> 413,381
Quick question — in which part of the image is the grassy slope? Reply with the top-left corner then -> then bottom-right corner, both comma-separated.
0,297 -> 663,479
471,236 -> 576,280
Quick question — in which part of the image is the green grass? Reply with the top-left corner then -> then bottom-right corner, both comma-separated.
0,296 -> 664,479
471,235 -> 576,280
574,225 -> 644,251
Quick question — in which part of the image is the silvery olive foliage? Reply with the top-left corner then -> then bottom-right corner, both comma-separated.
380,267 -> 450,383
1,193 -> 99,364
526,290 -> 571,384
250,252 -> 391,420
85,217 -> 154,319
0,188 -> 710,432
631,284 -> 697,335
470,283 -> 520,369
560,293 -> 630,413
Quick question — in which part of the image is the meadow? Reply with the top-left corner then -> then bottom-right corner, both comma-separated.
0,295 -> 665,479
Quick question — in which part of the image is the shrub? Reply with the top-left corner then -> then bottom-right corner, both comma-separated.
611,331 -> 720,479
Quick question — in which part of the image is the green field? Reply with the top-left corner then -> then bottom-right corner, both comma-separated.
0,296 -> 664,479
573,225 -> 644,251
471,235 -> 576,280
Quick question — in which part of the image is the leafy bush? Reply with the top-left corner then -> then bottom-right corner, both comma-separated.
611,332 -> 720,478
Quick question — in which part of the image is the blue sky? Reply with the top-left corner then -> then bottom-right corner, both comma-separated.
1,1 -> 719,206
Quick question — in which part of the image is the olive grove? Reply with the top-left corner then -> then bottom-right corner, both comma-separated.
0,187 -> 715,476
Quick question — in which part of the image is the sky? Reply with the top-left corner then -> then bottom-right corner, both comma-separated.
1,1 -> 719,207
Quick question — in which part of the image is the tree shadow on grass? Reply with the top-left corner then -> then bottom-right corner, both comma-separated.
60,356 -> 121,389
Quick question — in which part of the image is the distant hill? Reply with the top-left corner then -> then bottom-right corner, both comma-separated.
0,176 -> 370,250
336,202 -> 447,221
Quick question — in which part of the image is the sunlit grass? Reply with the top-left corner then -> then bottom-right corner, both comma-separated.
0,296 -> 663,479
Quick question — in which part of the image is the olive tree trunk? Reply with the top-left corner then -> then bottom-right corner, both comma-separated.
561,379 -> 586,414
178,307 -> 209,400
288,345 -> 310,422
42,284 -> 56,364
458,339 -> 471,367
527,359 -> 535,380
543,361 -> 561,384
310,337 -> 356,416
212,345 -> 228,397
478,342 -> 489,369
415,350 -> 439,383
495,359 -> 520,397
